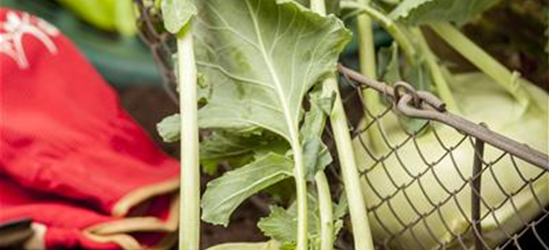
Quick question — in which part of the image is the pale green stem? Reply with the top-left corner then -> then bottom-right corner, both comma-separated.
322,77 -> 376,250
340,0 -> 416,61
356,0 -> 383,118
410,28 -> 459,113
312,2 -> 375,250
177,30 -> 200,250
302,5 -> 329,250
350,0 -> 386,153
291,141 -> 309,250
356,0 -> 377,79
429,22 -> 529,107
315,172 -> 334,250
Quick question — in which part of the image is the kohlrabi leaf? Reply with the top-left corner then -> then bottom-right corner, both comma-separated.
301,89 -> 334,180
201,131 -> 288,161
278,0 -> 341,14
206,241 -> 281,250
277,0 -> 309,6
201,153 -> 293,226
200,131 -> 289,174
157,114 -> 180,143
377,43 -> 401,85
258,205 -> 298,243
161,0 -> 197,34
302,139 -> 332,180
376,43 -> 428,134
332,194 -> 348,236
194,0 -> 351,146
259,192 -> 345,246
258,194 -> 319,244
389,0 -> 501,25
403,56 -> 431,92
333,194 -> 348,220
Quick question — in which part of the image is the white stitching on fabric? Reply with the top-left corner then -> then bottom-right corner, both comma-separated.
0,11 -> 59,69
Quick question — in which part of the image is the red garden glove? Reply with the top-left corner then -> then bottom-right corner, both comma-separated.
0,175 -> 177,250
0,8 -> 179,249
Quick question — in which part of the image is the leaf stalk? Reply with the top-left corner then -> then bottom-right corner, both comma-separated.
350,0 -> 386,154
411,27 -> 459,113
291,141 -> 309,250
429,22 -> 529,108
311,1 -> 375,250
177,29 -> 200,250
322,77 -> 376,250
315,172 -> 334,250
341,0 -> 416,61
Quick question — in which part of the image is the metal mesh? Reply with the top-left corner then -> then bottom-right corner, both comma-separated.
133,2 -> 549,249
338,67 -> 549,250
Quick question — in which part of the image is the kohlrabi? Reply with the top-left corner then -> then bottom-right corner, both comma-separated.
354,72 -> 548,250
349,0 -> 549,249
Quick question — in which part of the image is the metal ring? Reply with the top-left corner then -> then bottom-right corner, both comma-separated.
393,81 -> 421,108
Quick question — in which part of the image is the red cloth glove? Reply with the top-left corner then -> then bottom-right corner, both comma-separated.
0,175 -> 177,250
0,8 -> 179,249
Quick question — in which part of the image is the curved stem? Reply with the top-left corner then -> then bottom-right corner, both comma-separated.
315,172 -> 334,250
340,0 -> 416,61
429,22 -> 529,107
177,29 -> 200,250
410,28 -> 459,113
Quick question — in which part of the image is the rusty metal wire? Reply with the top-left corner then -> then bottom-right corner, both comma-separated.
133,1 -> 549,249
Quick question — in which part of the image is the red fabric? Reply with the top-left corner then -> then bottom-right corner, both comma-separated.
0,8 -> 179,249
0,176 -> 121,249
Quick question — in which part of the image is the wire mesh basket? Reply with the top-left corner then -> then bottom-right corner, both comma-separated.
134,1 -> 549,249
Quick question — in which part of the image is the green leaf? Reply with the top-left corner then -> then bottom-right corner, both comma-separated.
389,0 -> 501,25
201,131 -> 280,160
377,43 -> 401,84
277,0 -> 340,14
161,0 -> 197,34
302,138 -> 332,180
200,131 -> 289,174
258,194 -> 320,244
156,114 -> 180,143
258,205 -> 298,243
259,191 -> 346,247
206,241 -> 281,250
403,56 -> 431,92
262,192 -> 345,244
332,194 -> 348,236
194,0 -> 351,146
300,88 -> 333,180
375,43 -> 429,134
201,153 -> 293,226
333,194 -> 348,220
